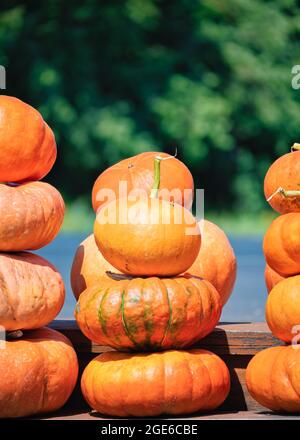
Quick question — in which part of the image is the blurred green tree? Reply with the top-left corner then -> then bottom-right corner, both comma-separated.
0,0 -> 299,217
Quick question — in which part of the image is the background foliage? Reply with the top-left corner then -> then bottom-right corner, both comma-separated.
1,0 -> 300,232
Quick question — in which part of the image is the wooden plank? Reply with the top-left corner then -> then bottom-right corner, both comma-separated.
49,320 -> 284,355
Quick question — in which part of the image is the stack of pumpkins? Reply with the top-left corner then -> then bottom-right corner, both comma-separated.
71,152 -> 237,417
246,144 -> 300,413
0,96 -> 78,418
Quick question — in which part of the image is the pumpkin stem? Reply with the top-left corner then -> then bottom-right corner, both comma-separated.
106,271 -> 133,281
291,143 -> 300,152
267,186 -> 300,202
150,151 -> 177,199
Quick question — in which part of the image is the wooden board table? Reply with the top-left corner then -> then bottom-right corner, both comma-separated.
31,320 -> 297,420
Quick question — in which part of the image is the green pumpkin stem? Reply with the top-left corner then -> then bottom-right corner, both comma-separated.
150,156 -> 163,199
267,186 -> 300,202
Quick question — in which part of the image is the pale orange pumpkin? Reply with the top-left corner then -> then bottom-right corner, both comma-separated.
0,252 -> 65,331
0,327 -> 78,418
0,181 -> 64,251
94,197 -> 201,277
81,349 -> 230,417
0,95 -> 57,182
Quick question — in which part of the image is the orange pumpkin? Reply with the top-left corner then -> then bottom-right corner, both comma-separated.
94,197 -> 200,277
266,275 -> 300,342
264,144 -> 300,214
81,349 -> 230,417
0,181 -> 64,251
92,151 -> 194,213
186,220 -> 236,305
70,234 -> 120,299
265,264 -> 285,293
263,213 -> 300,276
0,95 -> 57,182
75,275 -> 221,351
0,252 -> 65,331
0,327 -> 78,418
246,345 -> 300,413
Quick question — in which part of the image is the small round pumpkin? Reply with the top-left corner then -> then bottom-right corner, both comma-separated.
0,181 -> 64,251
92,151 -> 194,213
264,146 -> 300,214
70,234 -> 120,299
186,220 -> 236,305
0,327 -> 78,418
266,275 -> 300,342
246,345 -> 300,413
0,252 -> 65,331
265,264 -> 285,293
263,213 -> 300,276
75,275 -> 221,351
81,349 -> 230,417
94,197 -> 201,277
0,95 -> 57,182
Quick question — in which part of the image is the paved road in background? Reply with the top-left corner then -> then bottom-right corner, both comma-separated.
37,234 -> 267,322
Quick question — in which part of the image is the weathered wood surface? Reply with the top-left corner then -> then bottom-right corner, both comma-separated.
44,320 -> 288,419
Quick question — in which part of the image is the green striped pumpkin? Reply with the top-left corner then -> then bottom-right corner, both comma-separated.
75,275 -> 221,351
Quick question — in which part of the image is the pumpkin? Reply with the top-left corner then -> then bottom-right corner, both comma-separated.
70,234 -> 120,299
264,144 -> 300,214
0,181 -> 64,251
81,349 -> 230,417
0,252 -> 65,331
246,345 -> 300,413
266,275 -> 300,342
263,213 -> 300,276
265,264 -> 285,293
0,327 -> 78,418
94,197 -> 200,277
92,151 -> 194,213
0,95 -> 57,182
186,220 -> 236,305
75,275 -> 221,351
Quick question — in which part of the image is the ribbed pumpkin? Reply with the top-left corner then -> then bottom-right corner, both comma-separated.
263,213 -> 300,276
0,252 -> 65,331
75,275 -> 221,351
0,95 -> 57,182
186,220 -> 236,305
266,275 -> 300,342
92,151 -> 194,212
81,349 -> 230,417
0,327 -> 78,418
70,234 -> 120,299
0,181 -> 64,251
265,264 -> 285,293
246,346 -> 300,413
94,197 -> 200,277
264,144 -> 300,214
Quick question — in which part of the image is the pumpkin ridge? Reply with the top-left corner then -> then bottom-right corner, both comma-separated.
159,282 -> 173,348
121,287 -> 141,350
98,287 -> 111,336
